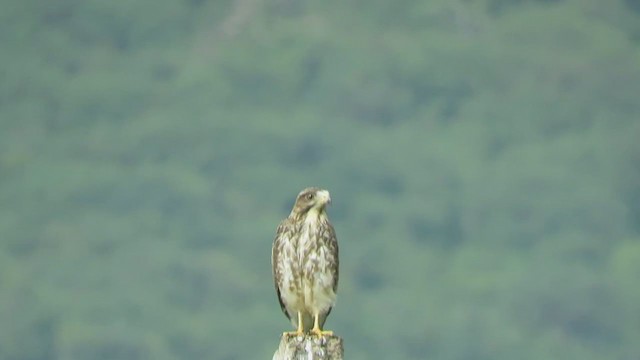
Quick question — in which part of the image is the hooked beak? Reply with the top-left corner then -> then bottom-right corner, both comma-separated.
317,190 -> 331,205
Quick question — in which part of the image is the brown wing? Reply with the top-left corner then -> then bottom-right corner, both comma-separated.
326,220 -> 339,293
322,220 -> 339,321
271,218 -> 294,320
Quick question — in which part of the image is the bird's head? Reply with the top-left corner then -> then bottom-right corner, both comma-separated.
290,187 -> 332,218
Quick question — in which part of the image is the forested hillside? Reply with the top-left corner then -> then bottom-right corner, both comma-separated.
1,0 -> 640,359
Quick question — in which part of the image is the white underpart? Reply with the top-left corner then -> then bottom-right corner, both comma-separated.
301,208 -> 336,316
280,239 -> 300,312
280,206 -> 336,327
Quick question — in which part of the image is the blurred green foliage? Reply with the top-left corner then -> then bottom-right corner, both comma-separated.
1,0 -> 640,358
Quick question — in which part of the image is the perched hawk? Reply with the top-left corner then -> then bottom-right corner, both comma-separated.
271,187 -> 339,337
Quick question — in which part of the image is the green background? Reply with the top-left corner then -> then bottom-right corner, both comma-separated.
2,0 -> 640,359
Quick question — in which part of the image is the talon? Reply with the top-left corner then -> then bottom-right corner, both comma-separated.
283,330 -> 305,338
283,311 -> 305,338
311,328 -> 333,337
311,312 -> 333,337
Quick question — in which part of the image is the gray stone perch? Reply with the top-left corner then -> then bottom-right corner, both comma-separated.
272,334 -> 343,360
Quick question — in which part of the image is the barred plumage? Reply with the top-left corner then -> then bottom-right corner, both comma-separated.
271,187 -> 339,337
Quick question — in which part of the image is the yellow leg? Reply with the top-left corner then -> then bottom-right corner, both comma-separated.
310,312 -> 333,337
283,311 -> 305,337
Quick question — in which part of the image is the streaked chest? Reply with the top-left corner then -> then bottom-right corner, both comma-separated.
298,217 -> 316,264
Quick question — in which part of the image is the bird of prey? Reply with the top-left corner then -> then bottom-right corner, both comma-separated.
271,187 -> 339,337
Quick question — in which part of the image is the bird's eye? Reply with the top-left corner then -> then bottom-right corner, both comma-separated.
306,193 -> 314,200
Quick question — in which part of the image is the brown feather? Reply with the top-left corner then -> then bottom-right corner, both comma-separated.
271,187 -> 339,331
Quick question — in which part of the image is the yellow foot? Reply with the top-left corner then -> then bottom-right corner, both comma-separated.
283,311 -> 305,337
310,328 -> 333,337
282,330 -> 305,338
